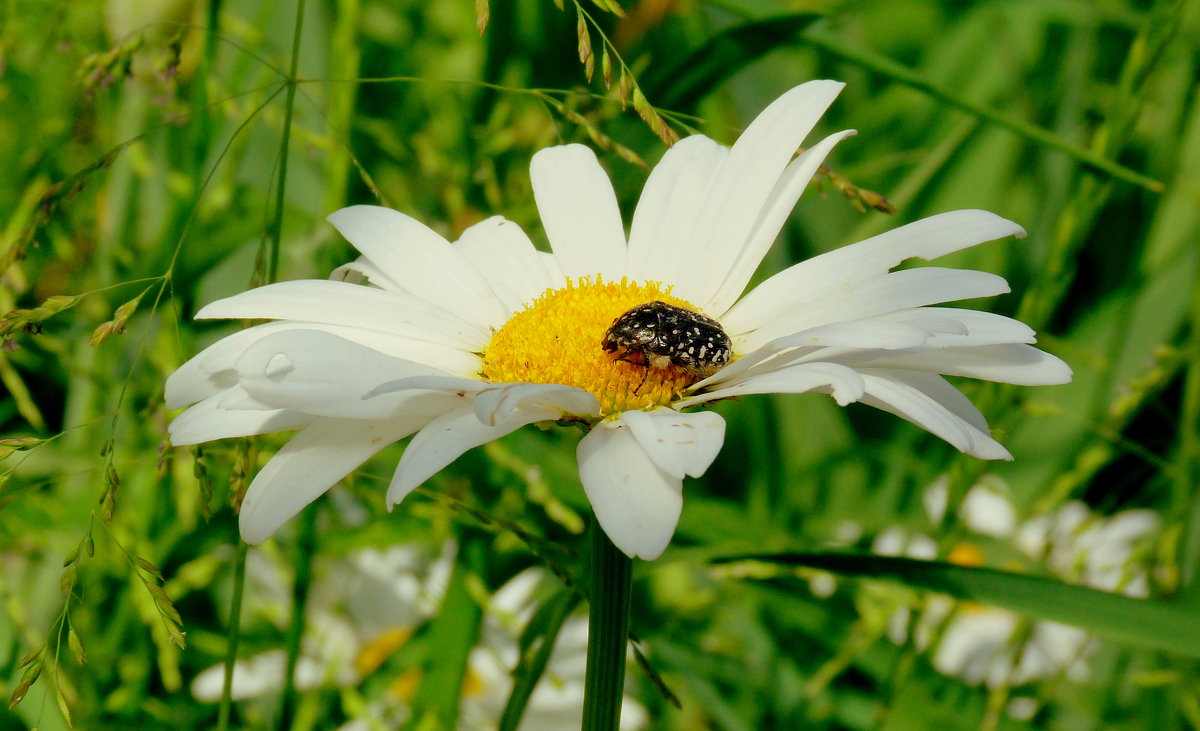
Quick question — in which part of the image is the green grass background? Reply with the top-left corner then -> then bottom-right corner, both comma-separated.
1,0 -> 1198,728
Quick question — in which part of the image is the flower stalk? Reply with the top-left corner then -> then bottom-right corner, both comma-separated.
278,506 -> 317,729
215,540 -> 248,731
582,516 -> 633,731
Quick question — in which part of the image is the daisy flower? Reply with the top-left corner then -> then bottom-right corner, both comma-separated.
878,479 -> 1158,688
166,80 -> 1070,559
190,546 -> 645,729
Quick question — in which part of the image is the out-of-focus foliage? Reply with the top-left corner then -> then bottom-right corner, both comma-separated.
1,0 -> 1197,729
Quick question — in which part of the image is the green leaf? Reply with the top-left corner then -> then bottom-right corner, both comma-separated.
713,552 -> 1200,658
640,14 -> 822,111
408,538 -> 485,730
499,587 -> 581,731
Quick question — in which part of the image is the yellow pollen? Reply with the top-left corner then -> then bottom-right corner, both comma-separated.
481,277 -> 703,416
947,542 -> 986,568
354,626 -> 413,676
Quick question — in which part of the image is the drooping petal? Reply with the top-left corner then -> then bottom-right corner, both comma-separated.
454,216 -> 563,315
724,209 -> 1025,334
168,393 -> 314,445
240,417 -> 429,543
577,419 -> 683,560
856,343 -> 1073,385
625,135 -> 728,284
165,320 -> 481,409
675,80 -> 845,310
702,129 -> 857,315
529,144 -> 627,281
196,280 -> 489,351
619,408 -> 726,480
679,361 -> 867,409
327,205 -> 511,328
386,401 -> 557,507
233,329 -> 478,419
858,370 -> 1012,460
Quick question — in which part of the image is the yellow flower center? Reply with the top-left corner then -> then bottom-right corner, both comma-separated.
481,277 -> 704,416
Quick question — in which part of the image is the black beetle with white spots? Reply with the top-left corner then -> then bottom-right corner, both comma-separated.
602,301 -> 733,379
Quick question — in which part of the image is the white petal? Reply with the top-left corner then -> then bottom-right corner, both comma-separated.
874,307 -> 1036,347
768,319 -> 935,352
191,650 -> 290,701
386,403 -> 548,506
724,209 -> 1025,334
886,369 -> 992,431
538,251 -> 567,284
676,81 -> 845,309
167,348 -> 239,409
473,382 -> 600,426
363,374 -> 490,400
703,130 -> 857,315
577,420 -> 683,560
619,408 -> 726,480
196,280 -> 489,351
707,318 -> 948,389
529,144 -> 627,281
216,385 -> 276,411
454,216 -> 562,315
168,393 -> 314,445
679,361 -> 866,408
329,256 -> 400,290
240,417 -> 427,543
165,321 -> 481,409
960,484 -> 1018,538
858,370 -> 1011,460
327,205 -> 510,328
234,330 -> 477,418
733,268 -> 1011,351
859,343 -> 1072,385
625,135 -> 728,284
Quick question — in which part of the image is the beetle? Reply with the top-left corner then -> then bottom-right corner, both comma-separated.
602,301 -> 732,385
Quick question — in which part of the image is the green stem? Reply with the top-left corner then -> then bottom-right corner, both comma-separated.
581,517 -> 633,731
264,0 -> 307,284
271,7 -> 310,725
279,506 -> 318,730
1178,215 -> 1200,601
216,539 -> 249,731
406,538 -> 484,729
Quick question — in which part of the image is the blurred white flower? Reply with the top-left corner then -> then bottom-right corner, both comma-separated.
880,480 -> 1159,688
922,474 -> 1018,538
191,544 -> 449,703
191,546 -> 645,729
167,80 -> 1069,559
455,569 -> 647,731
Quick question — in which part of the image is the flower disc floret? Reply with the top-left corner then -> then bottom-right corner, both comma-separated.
481,278 -> 705,415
